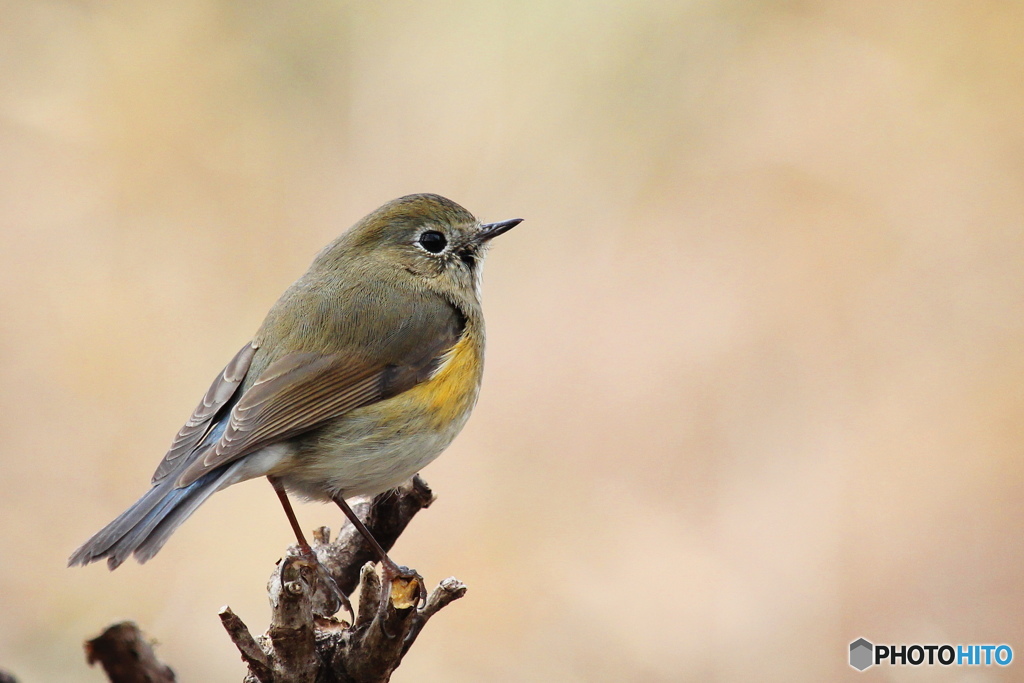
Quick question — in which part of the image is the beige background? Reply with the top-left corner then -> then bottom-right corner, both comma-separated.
2,1 -> 1024,681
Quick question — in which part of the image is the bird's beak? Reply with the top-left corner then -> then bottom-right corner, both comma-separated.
475,218 -> 523,243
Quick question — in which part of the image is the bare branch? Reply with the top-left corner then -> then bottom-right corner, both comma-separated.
219,607 -> 272,683
84,622 -> 176,683
222,475 -> 465,682
86,476 -> 463,683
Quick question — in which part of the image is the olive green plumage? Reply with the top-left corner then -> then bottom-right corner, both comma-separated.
69,193 -> 520,569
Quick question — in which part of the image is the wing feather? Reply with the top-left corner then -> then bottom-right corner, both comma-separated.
151,342 -> 257,484
174,321 -> 462,488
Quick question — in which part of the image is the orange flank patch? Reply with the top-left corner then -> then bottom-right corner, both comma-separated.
404,331 -> 482,427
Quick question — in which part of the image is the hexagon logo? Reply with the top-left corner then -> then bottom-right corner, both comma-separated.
849,638 -> 874,671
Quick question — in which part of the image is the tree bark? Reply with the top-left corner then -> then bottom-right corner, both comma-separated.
84,475 -> 466,682
84,621 -> 176,683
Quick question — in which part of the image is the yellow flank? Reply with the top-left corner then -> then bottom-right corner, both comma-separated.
405,330 -> 482,427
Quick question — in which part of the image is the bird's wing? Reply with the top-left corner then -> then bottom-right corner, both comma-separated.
151,342 -> 257,484
173,315 -> 463,488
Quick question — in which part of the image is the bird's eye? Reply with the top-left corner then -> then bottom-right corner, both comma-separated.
417,230 -> 447,253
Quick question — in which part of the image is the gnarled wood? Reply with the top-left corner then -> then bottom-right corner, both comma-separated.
220,475 -> 466,682
84,622 -> 176,683
84,476 -> 465,683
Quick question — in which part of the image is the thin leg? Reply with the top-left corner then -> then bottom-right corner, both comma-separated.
332,493 -> 427,627
332,494 -> 393,564
270,477 -> 353,620
269,476 -> 311,554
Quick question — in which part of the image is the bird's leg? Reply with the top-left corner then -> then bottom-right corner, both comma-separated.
332,493 -> 427,625
269,477 -> 351,620
269,476 -> 313,554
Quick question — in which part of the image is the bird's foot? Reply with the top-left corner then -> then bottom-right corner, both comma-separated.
376,559 -> 426,636
296,545 -> 354,622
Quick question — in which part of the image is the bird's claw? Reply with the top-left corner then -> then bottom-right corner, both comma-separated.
376,561 -> 426,637
296,546 -> 354,622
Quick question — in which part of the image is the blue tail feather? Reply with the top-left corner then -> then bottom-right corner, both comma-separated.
68,466 -> 233,569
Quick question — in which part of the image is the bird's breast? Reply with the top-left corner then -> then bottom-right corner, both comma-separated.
277,327 -> 485,500
402,327 -> 484,428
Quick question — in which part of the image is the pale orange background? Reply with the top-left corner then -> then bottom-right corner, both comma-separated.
2,2 -> 1024,681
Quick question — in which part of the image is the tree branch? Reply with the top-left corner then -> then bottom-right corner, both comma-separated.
83,476 -> 462,683
219,475 -> 467,682
84,622 -> 176,683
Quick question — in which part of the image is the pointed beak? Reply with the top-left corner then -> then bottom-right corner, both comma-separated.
475,218 -> 523,243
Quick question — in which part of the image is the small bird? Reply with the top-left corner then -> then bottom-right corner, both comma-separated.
69,193 -> 520,606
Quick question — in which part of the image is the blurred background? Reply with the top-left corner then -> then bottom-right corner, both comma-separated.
2,1 -> 1023,681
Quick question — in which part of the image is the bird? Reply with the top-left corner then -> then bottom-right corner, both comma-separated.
69,193 -> 520,611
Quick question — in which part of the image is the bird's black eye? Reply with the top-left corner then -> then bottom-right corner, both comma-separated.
417,230 -> 447,253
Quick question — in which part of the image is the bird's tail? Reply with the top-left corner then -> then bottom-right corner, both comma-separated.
68,463 -> 239,570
